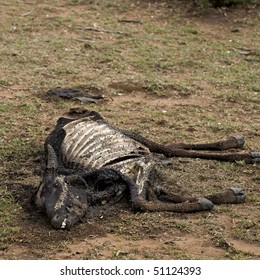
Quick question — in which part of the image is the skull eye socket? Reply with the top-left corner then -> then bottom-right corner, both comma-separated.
65,176 -> 88,190
66,205 -> 72,211
53,180 -> 61,189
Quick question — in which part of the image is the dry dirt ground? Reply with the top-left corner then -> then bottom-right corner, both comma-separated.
0,0 -> 259,260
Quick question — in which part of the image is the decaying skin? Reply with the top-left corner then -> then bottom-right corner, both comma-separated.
33,111 -> 259,229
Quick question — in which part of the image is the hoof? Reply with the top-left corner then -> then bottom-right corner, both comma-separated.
230,187 -> 246,203
232,135 -> 245,147
250,152 -> 260,163
198,198 -> 214,210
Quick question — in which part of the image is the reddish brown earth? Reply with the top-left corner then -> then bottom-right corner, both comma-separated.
0,0 -> 259,259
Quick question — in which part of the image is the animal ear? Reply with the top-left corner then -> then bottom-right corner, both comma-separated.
46,144 -> 58,170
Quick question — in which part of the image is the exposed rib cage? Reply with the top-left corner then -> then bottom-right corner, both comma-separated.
61,117 -> 154,186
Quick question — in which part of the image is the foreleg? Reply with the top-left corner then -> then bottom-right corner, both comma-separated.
122,173 -> 214,213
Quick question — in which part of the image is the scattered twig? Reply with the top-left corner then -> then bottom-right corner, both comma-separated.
234,48 -> 251,55
0,84 -> 29,91
234,47 -> 260,56
217,7 -> 228,18
244,58 -> 260,63
20,10 -> 34,17
74,38 -> 96,43
0,84 -> 9,88
76,26 -> 130,35
117,19 -> 142,24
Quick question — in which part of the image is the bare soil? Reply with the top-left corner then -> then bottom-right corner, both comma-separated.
0,0 -> 259,260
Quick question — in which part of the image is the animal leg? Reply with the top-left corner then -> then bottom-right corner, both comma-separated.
122,130 -> 259,163
132,195 -> 214,213
122,131 -> 244,151
165,135 -> 245,151
124,177 -> 213,213
165,149 -> 260,163
155,190 -> 196,203
153,187 -> 245,205
205,187 -> 246,204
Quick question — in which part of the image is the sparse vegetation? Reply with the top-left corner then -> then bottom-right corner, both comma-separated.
0,0 -> 259,259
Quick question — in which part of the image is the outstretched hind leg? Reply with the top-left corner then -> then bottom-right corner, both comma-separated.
205,187 -> 246,204
166,135 -> 245,151
152,186 -> 246,206
132,194 -> 214,213
122,130 -> 259,163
